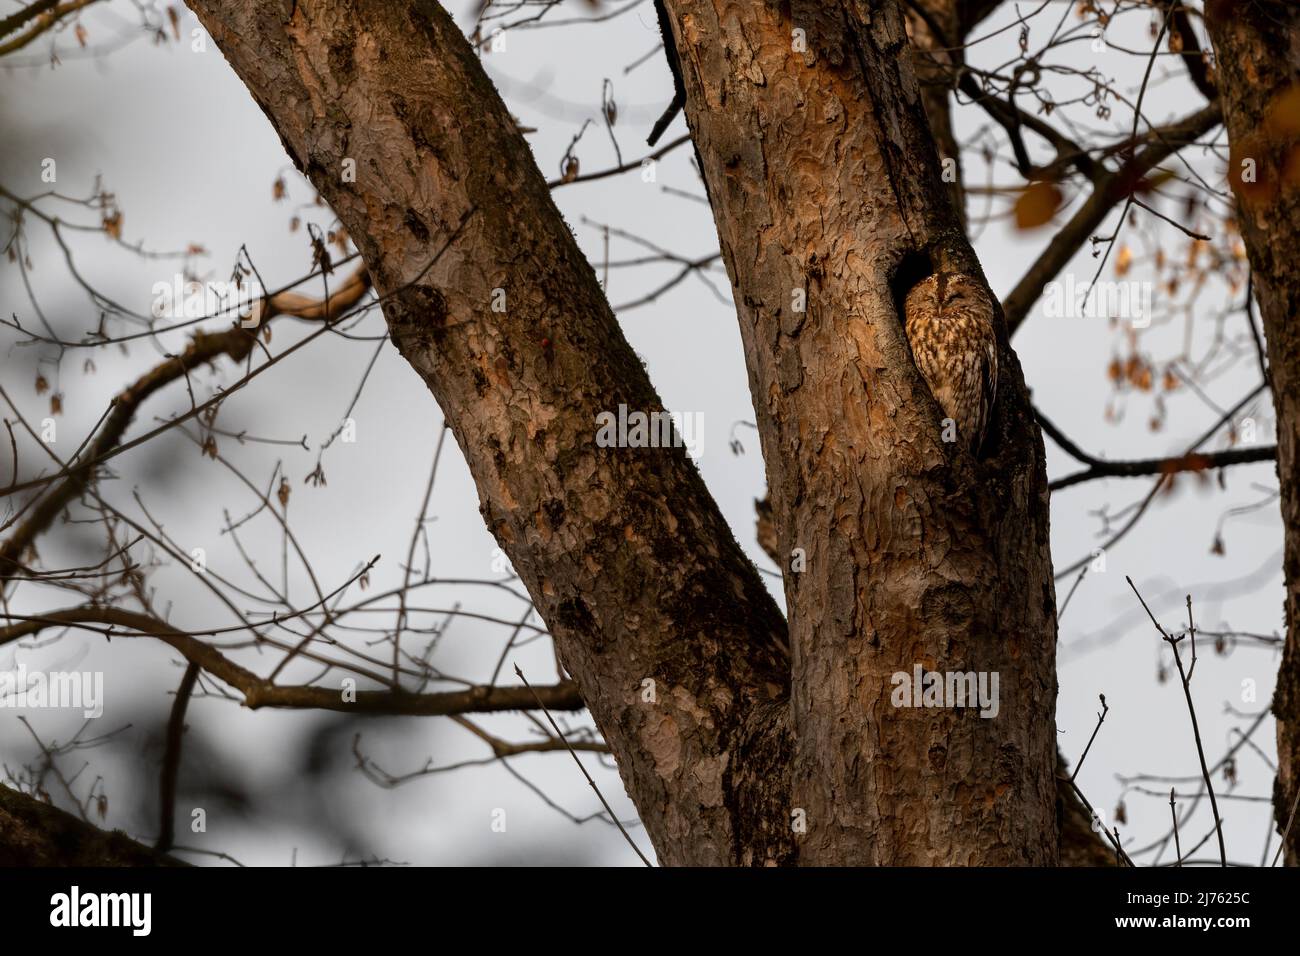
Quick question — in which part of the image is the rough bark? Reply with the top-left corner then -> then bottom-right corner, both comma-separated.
1204,0 -> 1300,864
0,784 -> 181,866
760,494 -> 1109,865
659,0 -> 1058,864
185,0 -> 794,866
177,0 -> 1066,866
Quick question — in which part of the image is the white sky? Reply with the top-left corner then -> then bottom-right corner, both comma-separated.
0,1 -> 1283,866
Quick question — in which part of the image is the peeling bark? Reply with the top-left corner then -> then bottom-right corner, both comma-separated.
186,0 -> 794,866
1205,0 -> 1300,865
659,0 -> 1058,864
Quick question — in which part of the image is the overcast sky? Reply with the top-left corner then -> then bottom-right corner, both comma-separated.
0,1 -> 1283,866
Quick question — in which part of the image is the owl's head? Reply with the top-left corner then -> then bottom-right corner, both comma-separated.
899,268 -> 994,324
934,272 -> 990,311
902,272 -> 940,318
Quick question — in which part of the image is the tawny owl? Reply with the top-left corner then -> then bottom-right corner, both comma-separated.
902,272 -> 998,454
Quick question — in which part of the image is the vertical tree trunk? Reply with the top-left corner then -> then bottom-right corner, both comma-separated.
1205,0 -> 1300,864
660,0 -> 1059,864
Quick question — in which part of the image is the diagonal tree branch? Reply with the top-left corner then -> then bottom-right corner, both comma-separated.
1003,102 -> 1223,336
0,606 -> 589,716
1037,409 -> 1277,491
185,0 -> 793,866
0,782 -> 184,866
0,0 -> 101,56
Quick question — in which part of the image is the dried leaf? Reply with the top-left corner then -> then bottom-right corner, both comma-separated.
1013,182 -> 1062,230
1124,354 -> 1152,391
1115,244 -> 1133,277
311,234 -> 333,275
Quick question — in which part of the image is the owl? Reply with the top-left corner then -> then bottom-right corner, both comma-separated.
902,272 -> 998,454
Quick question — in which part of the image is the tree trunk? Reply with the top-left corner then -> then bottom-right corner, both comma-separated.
634,0 -> 1060,865
181,0 -> 1062,865
1205,0 -> 1300,864
186,0 -> 793,866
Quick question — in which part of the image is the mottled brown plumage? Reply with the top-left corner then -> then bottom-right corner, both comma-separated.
903,272 -> 998,454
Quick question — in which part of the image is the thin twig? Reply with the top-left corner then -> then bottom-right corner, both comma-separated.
1127,578 -> 1226,866
1071,693 -> 1108,783
514,664 -> 652,867
1169,789 -> 1182,866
